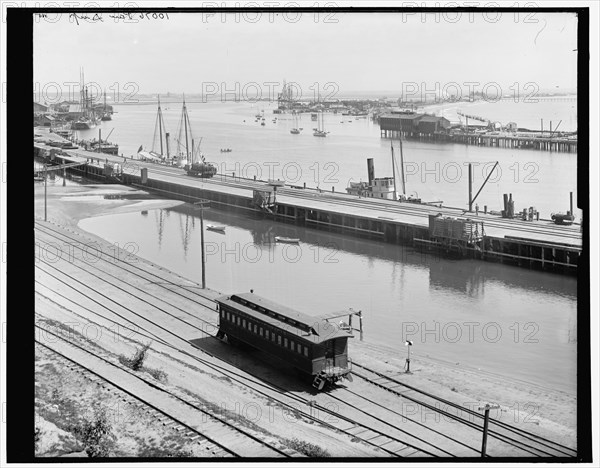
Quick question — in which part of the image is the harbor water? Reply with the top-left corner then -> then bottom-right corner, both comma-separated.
75,98 -> 578,394
75,99 -> 580,220
79,205 -> 577,395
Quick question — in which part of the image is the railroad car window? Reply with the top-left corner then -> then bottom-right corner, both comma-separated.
265,330 -> 269,339
303,346 -> 308,357
243,319 -> 247,328
297,343 -> 302,353
277,335 -> 281,345
254,324 -> 258,333
284,338 -> 288,347
259,327 -> 263,336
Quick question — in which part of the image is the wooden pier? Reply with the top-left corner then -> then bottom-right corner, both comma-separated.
379,129 -> 577,153
34,143 -> 582,275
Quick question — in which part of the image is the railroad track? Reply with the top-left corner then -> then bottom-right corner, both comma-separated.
124,165 -> 582,243
35,327 -> 287,458
34,220 -> 576,457
66,158 -> 581,244
35,221 -> 436,456
350,362 -> 577,458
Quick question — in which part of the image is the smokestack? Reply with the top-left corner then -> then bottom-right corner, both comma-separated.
367,158 -> 375,186
569,191 -> 573,216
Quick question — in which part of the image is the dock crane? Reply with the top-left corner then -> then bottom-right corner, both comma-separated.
468,161 -> 499,212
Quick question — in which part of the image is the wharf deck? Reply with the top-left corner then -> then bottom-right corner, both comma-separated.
35,143 -> 582,272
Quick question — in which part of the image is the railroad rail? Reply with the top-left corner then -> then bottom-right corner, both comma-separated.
36,339 -> 236,457
35,221 -> 434,456
35,323 -> 293,458
350,362 -> 577,458
34,220 -> 577,457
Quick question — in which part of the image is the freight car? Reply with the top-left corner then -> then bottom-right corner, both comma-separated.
185,162 -> 217,178
215,292 -> 353,390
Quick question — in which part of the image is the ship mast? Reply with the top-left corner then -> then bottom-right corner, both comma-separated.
391,141 -> 398,201
183,94 -> 190,162
157,95 -> 164,156
398,138 -> 406,195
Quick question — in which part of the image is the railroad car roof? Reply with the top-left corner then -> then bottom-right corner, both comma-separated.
217,293 -> 352,344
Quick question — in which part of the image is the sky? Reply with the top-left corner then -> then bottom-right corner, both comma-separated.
33,10 -> 579,100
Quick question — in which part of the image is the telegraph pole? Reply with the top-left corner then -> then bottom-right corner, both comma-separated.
479,403 -> 500,457
44,164 -> 48,221
193,200 -> 211,289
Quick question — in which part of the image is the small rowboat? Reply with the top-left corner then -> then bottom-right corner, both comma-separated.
275,236 -> 300,244
207,224 -> 226,232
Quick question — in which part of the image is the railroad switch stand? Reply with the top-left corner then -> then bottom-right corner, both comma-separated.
404,340 -> 413,373
312,373 -> 326,391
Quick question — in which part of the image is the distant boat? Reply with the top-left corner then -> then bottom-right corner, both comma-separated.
72,117 -> 96,130
100,90 -> 112,120
313,112 -> 328,137
290,113 -> 301,134
207,224 -> 226,232
275,236 -> 300,244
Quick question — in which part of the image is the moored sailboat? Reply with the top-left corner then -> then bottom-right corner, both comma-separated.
313,112 -> 328,137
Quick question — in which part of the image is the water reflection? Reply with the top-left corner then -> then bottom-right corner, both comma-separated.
79,203 -> 577,392
166,203 -> 576,301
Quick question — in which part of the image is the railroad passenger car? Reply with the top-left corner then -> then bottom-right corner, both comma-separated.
215,292 -> 353,390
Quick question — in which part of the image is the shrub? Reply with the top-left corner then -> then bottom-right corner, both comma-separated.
119,342 -> 152,371
71,404 -> 116,457
35,426 -> 42,451
284,437 -> 330,457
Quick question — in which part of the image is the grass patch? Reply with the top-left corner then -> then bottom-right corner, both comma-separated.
146,367 -> 168,383
284,437 -> 330,457
139,446 -> 194,457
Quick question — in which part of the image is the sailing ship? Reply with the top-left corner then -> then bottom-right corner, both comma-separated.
290,112 -> 301,134
138,95 -> 170,162
176,96 -> 217,178
100,89 -> 112,121
313,112 -> 328,137
71,69 -> 98,130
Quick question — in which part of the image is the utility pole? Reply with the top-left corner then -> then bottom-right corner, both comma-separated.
391,141 -> 398,201
193,200 -> 211,289
44,163 -> 48,221
478,403 -> 500,457
468,163 -> 473,212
